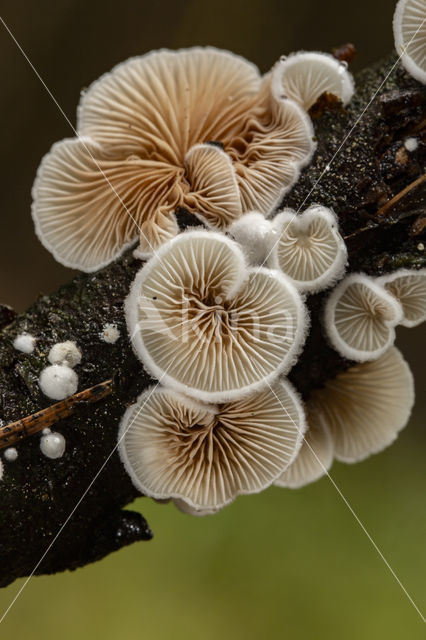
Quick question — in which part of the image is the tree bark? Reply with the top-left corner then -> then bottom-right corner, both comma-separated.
0,53 -> 424,588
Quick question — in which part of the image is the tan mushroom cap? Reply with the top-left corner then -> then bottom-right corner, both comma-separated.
270,51 -> 354,111
311,347 -> 414,463
393,0 -> 426,84
378,268 -> 426,328
270,205 -> 347,292
32,47 -> 315,271
117,381 -> 306,512
324,274 -> 403,361
275,404 -> 333,488
126,231 -> 308,403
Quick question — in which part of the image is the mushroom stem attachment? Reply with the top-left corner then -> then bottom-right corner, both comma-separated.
0,379 -> 113,449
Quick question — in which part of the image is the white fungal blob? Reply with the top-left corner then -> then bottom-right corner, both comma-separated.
48,341 -> 82,367
39,364 -> 78,400
40,432 -> 66,459
228,211 -> 274,265
13,333 -> 36,354
4,448 -> 18,462
100,323 -> 120,344
404,137 -> 418,151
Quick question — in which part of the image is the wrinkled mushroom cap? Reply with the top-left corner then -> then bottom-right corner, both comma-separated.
270,51 -> 354,111
378,268 -> 426,327
275,403 -> 333,489
32,47 -> 316,271
393,0 -> 426,84
324,274 -> 403,361
126,230 -> 308,402
118,381 -> 306,511
269,205 -> 347,292
308,347 -> 414,463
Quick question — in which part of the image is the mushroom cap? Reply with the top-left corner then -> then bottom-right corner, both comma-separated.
269,205 -> 348,292
324,274 -> 403,361
270,51 -> 355,111
13,333 -> 36,354
393,0 -> 426,84
228,211 -> 274,265
118,381 -> 306,511
48,340 -> 82,367
275,405 -> 333,489
309,347 -> 414,463
377,268 -> 426,328
38,365 -> 78,400
126,230 -> 308,402
32,47 -> 316,272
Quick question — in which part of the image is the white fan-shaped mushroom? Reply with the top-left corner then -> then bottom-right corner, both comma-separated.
228,211 -> 274,265
118,381 -> 306,512
324,274 -> 403,361
309,347 -> 414,462
271,52 -> 354,111
269,205 -> 347,292
275,405 -> 333,489
378,268 -> 426,327
32,47 -> 316,271
393,0 -> 426,84
126,231 -> 308,402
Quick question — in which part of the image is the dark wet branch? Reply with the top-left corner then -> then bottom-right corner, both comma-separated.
0,53 -> 424,588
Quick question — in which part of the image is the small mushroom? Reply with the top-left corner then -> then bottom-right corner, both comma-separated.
393,0 -> 426,84
324,274 -> 403,361
13,333 -> 36,354
48,341 -> 82,367
269,205 -> 348,292
118,381 -> 305,512
228,211 -> 274,265
310,347 -> 414,463
0,459 -> 3,481
126,230 -> 308,402
275,405 -> 333,489
377,268 -> 426,327
32,47 -> 315,271
270,51 -> 354,111
38,364 -> 78,400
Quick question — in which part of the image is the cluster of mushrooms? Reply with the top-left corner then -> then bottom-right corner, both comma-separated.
26,0 -> 426,516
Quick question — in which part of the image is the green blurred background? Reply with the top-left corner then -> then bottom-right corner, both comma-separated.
0,0 -> 425,637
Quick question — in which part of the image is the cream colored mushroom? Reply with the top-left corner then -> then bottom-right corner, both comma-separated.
275,404 -> 333,488
309,347 -> 414,463
118,381 -> 306,512
126,230 -> 308,402
228,211 -> 274,265
270,52 -> 354,111
393,0 -> 426,84
324,274 -> 403,361
32,47 -> 315,271
269,205 -> 347,292
377,268 -> 426,327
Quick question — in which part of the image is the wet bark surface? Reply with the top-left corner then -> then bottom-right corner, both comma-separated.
0,53 -> 424,587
